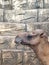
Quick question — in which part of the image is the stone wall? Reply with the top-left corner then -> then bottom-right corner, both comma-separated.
0,0 -> 49,65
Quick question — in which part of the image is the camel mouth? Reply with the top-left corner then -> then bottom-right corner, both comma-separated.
15,35 -> 30,45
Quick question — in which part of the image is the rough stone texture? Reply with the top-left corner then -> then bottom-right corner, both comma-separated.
0,23 -> 25,35
33,22 -> 49,35
0,22 -> 49,35
0,36 -> 16,49
23,51 -> 40,65
4,10 -> 14,22
0,51 -> 1,65
2,50 -> 42,65
0,0 -> 49,22
12,0 -> 49,9
0,0 -> 49,65
2,50 -> 22,65
39,9 -> 49,22
0,9 -> 3,22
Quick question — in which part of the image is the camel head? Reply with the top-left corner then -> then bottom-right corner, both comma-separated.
15,29 -> 47,46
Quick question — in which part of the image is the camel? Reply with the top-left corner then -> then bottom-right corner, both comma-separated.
15,29 -> 49,65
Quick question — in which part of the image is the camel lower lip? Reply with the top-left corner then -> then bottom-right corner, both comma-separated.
21,41 -> 30,45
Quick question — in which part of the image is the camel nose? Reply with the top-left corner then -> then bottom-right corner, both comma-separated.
15,36 -> 22,43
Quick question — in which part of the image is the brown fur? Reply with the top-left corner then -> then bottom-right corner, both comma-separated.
15,29 -> 49,65
30,37 -> 49,65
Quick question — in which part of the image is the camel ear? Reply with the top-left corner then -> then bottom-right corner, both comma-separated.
40,33 -> 47,38
34,29 -> 47,38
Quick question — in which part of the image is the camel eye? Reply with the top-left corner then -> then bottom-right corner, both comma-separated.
27,35 -> 33,40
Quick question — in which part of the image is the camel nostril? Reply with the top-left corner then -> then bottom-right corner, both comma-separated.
15,36 -> 22,43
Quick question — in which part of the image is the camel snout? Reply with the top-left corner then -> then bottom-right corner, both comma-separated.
15,36 -> 22,44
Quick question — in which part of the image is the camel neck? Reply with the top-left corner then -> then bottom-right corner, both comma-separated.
30,38 -> 49,65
